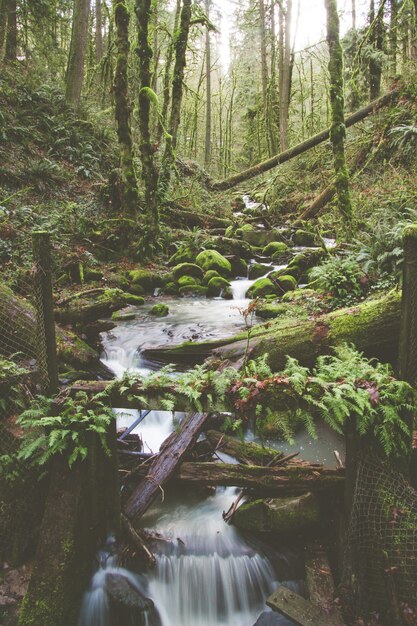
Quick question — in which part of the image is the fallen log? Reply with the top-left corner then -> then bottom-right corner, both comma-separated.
124,412 -> 209,520
207,90 -> 399,191
305,545 -> 345,626
205,430 -> 283,466
127,461 -> 344,494
142,291 -> 401,371
267,586 -> 342,626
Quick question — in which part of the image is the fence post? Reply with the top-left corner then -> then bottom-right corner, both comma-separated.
32,231 -> 59,395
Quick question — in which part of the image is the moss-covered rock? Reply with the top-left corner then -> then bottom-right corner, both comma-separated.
262,241 -> 289,256
277,275 -> 297,292
196,250 -> 232,277
228,256 -> 248,277
163,281 -> 180,295
204,236 -> 252,259
231,195 -> 246,211
124,294 -> 145,306
127,283 -> 145,296
207,276 -> 231,297
256,302 -> 290,319
178,275 -> 201,288
223,286 -> 234,300
172,263 -> 204,280
128,269 -> 163,292
168,245 -> 194,266
293,229 -> 319,247
235,223 -> 255,238
248,263 -> 271,280
246,278 -> 280,298
111,311 -> 136,321
202,270 -> 221,285
233,493 -> 319,534
179,285 -> 208,297
149,303 -> 169,317
84,267 -> 104,282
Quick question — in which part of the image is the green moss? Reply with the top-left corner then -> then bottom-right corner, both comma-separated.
248,263 -> 270,279
293,229 -> 317,247
202,270 -> 221,285
246,277 -> 279,298
128,269 -> 163,291
172,263 -> 204,280
230,256 -> 248,277
168,245 -> 194,266
207,276 -> 231,297
196,250 -> 232,277
403,224 -> 417,241
178,275 -> 200,288
179,285 -> 208,297
163,281 -> 179,295
256,303 -> 290,319
204,236 -> 252,259
112,310 -> 136,321
149,303 -> 169,317
277,275 -> 297,292
262,241 -> 289,256
233,493 -> 319,533
124,294 -> 145,305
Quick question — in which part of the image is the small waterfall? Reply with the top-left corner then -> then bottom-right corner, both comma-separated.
230,278 -> 255,301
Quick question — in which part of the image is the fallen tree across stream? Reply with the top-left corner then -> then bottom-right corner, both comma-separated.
205,90 -> 398,191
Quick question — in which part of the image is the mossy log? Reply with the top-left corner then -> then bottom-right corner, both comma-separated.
205,430 -> 283,465
142,291 -> 401,370
54,292 -> 128,324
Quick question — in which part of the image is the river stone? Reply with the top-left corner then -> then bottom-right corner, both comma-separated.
248,263 -> 271,280
112,311 -> 136,321
241,230 -> 284,248
293,229 -> 318,247
204,236 -> 252,259
202,270 -> 221,285
172,263 -> 204,280
207,276 -> 231,297
168,245 -> 194,266
149,303 -> 169,317
179,285 -> 208,296
246,277 -> 280,298
178,275 -> 201,288
128,269 -> 163,292
233,493 -> 319,534
196,250 -> 232,277
124,294 -> 145,305
262,242 -> 289,256
106,572 -> 154,611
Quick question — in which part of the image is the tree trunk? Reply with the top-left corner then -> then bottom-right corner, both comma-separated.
0,0 -> 8,60
259,0 -> 270,155
352,0 -> 356,29
114,0 -> 139,215
205,430 -> 284,466
158,0 -> 192,199
389,0 -> 398,74
204,0 -> 212,169
325,0 -> 353,230
4,0 -> 16,62
157,0 -> 181,143
95,0 -> 103,62
124,412 -> 209,520
66,0 -> 91,106
136,0 -> 159,244
279,0 -> 292,152
206,89 -> 398,191
369,0 -> 385,100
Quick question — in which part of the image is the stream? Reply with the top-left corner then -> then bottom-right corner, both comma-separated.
80,227 -> 341,626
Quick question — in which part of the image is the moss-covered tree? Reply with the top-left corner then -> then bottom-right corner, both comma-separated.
114,0 -> 138,215
66,0 -> 91,107
324,0 -> 353,231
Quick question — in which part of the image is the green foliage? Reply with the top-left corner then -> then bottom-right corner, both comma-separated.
309,254 -> 365,307
16,392 -> 115,468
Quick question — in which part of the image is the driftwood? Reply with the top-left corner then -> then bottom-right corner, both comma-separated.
267,586 -> 343,626
206,90 -> 398,191
205,430 -> 283,466
305,545 -> 345,625
124,412 -> 209,520
120,514 -> 156,567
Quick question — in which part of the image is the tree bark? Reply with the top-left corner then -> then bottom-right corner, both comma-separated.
157,0 -> 181,142
66,0 -> 91,106
114,0 -> 139,215
206,89 -> 399,191
259,0 -> 270,155
279,0 -> 292,152
95,0 -> 103,62
0,0 -> 8,60
124,411 -> 209,519
158,0 -> 192,199
136,0 -> 159,243
4,0 -> 16,62
205,430 -> 284,466
204,0 -> 212,168
325,0 -> 353,230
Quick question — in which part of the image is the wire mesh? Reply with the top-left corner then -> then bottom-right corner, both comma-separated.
344,453 -> 417,619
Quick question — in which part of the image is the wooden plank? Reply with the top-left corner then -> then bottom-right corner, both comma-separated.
305,546 -> 345,626
124,412 -> 209,520
266,587 -> 342,626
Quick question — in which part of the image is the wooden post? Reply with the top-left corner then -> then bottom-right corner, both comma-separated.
32,231 -> 59,395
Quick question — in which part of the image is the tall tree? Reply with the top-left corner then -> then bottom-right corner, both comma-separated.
114,0 -> 138,214
279,0 -> 292,151
95,0 -> 103,62
324,0 -> 353,230
157,0 -> 181,142
4,0 -> 17,61
0,0 -> 7,60
136,0 -> 159,243
66,0 -> 91,106
369,0 -> 385,100
389,0 -> 397,74
259,0 -> 270,155
204,0 -> 212,169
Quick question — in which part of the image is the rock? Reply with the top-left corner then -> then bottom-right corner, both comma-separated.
204,236 -> 252,259
202,270 -> 221,285
246,278 -> 280,298
128,269 -> 163,292
127,283 -> 145,296
241,229 -> 285,248
223,286 -> 234,300
207,276 -> 231,297
235,223 -> 255,237
227,255 -> 248,277
111,311 -> 136,321
231,195 -> 246,211
293,229 -> 318,247
276,275 -> 297,292
248,263 -> 271,280
262,242 -> 289,256
172,263 -> 204,280
149,304 -> 169,317
124,294 -> 145,306
179,285 -> 208,297
168,245 -> 194,266
163,281 -> 179,295
178,275 -> 201,288
256,303 -> 290,319
196,250 -> 232,277
233,493 -> 319,534
283,249 -> 327,280
84,267 -> 104,282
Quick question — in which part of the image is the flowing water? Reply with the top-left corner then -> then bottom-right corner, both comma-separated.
81,224 -> 340,625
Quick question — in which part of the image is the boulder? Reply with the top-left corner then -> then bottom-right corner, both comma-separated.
207,276 -> 231,297
204,236 -> 252,259
276,275 -> 297,292
233,493 -> 319,534
231,195 -> 246,211
196,250 -> 232,277
149,304 -> 169,317
162,281 -> 179,295
179,285 -> 208,297
262,242 -> 289,256
248,263 -> 271,280
246,278 -> 280,298
124,294 -> 145,306
112,311 -> 136,321
227,256 -> 248,277
293,229 -> 318,247
168,245 -> 194,266
178,275 -> 201,288
128,269 -> 163,292
172,263 -> 204,280
202,270 -> 221,285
